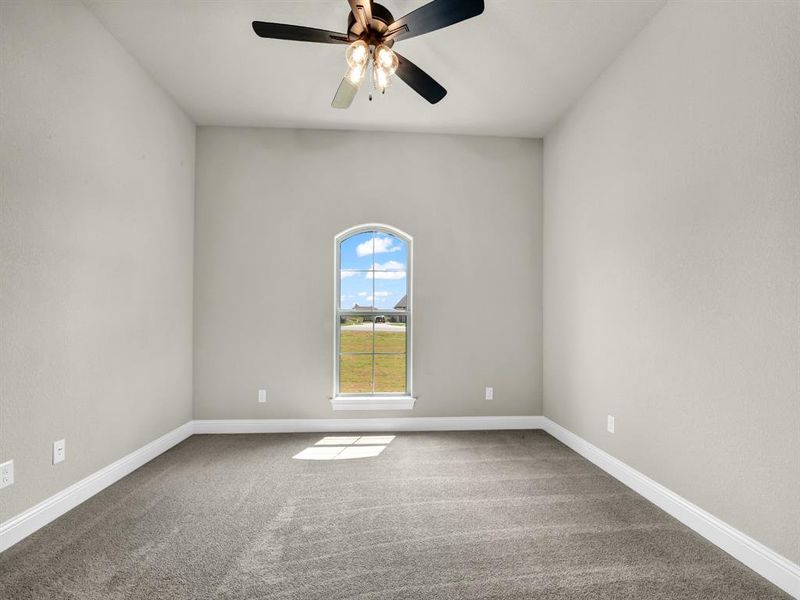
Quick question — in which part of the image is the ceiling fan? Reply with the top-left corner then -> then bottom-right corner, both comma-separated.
252,0 -> 485,108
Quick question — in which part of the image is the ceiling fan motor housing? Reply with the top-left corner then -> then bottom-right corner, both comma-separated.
347,3 -> 396,47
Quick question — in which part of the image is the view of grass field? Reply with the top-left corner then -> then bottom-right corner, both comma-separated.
340,330 -> 406,353
339,328 -> 406,393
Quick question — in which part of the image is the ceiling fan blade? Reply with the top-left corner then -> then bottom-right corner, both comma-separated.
347,0 -> 373,32
383,0 -> 484,43
252,21 -> 349,44
394,52 -> 447,104
332,77 -> 360,109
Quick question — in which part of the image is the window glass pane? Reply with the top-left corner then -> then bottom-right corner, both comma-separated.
337,229 -> 410,397
372,275 -> 407,314
340,316 -> 373,353
371,233 -> 406,271
340,231 -> 374,271
374,319 -> 406,353
339,353 -> 373,394
374,354 -> 406,393
340,270 -> 372,310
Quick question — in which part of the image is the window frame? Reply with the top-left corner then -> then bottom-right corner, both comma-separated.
333,224 -> 413,408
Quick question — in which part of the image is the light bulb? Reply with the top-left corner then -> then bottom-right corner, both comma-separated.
346,63 -> 366,85
372,64 -> 391,92
346,40 -> 369,68
374,44 -> 398,76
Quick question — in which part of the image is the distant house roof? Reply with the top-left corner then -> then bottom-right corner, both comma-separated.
352,303 -> 376,311
350,298 -> 407,312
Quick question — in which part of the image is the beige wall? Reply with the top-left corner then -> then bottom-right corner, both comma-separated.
194,128 -> 542,419
0,1 -> 195,521
543,1 -> 800,563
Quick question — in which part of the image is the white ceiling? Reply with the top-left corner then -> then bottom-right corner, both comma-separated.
85,0 -> 665,138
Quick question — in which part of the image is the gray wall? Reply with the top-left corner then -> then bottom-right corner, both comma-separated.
543,1 -> 800,563
194,128 -> 542,419
0,1 -> 195,521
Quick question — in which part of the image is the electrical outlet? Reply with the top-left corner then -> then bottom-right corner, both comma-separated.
485,387 -> 493,401
258,389 -> 267,403
0,460 -> 13,489
53,439 -> 66,464
607,415 -> 615,434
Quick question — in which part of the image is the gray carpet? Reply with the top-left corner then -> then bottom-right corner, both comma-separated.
0,430 -> 790,599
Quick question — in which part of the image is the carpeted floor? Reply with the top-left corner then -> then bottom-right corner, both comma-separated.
0,430 -> 791,599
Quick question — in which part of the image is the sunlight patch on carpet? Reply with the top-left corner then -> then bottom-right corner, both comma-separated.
293,435 -> 396,460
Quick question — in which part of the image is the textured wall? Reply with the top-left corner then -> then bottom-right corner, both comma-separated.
194,127 -> 542,419
0,1 -> 195,521
543,1 -> 800,562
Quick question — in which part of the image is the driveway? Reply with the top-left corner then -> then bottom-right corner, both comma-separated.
341,322 -> 406,332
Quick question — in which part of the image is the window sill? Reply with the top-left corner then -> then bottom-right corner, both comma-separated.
330,396 -> 416,411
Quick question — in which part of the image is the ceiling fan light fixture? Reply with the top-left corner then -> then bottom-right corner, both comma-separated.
345,39 -> 369,68
372,63 -> 392,92
252,0 -> 486,107
374,44 -> 398,76
346,63 -> 367,84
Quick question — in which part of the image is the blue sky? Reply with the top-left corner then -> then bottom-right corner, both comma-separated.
340,231 -> 407,310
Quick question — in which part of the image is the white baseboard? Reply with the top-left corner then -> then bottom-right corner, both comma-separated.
541,418 -> 800,599
0,421 -> 193,553
193,415 -> 546,434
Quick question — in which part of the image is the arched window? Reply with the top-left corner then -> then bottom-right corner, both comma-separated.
334,224 -> 412,408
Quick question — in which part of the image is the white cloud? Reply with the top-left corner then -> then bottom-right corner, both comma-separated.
365,260 -> 406,279
366,271 -> 406,280
358,292 -> 389,302
365,262 -> 406,280
355,240 -> 373,257
355,236 -> 403,257
375,260 -> 404,270
340,271 -> 357,279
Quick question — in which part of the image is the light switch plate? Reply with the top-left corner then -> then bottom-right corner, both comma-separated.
53,439 -> 66,464
607,415 -> 615,434
485,387 -> 493,401
0,460 -> 14,489
258,389 -> 267,403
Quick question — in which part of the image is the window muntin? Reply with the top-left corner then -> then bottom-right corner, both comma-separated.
336,226 -> 410,397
